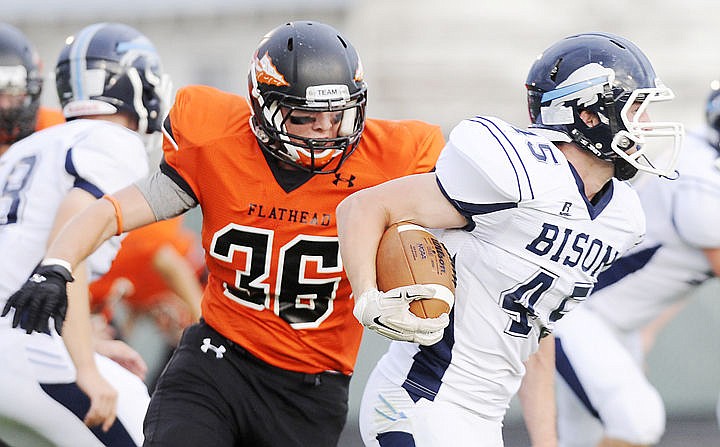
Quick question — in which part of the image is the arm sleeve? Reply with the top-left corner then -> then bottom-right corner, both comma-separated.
135,169 -> 198,221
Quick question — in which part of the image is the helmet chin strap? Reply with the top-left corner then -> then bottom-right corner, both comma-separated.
602,84 -> 621,138
613,159 -> 638,181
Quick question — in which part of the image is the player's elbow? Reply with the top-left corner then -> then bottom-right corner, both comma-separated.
336,189 -> 369,226
337,187 -> 392,240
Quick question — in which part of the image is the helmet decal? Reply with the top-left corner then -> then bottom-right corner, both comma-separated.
540,65 -> 614,125
541,66 -> 613,106
253,51 -> 289,87
354,57 -> 364,83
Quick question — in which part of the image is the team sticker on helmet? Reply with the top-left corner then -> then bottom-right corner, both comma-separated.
306,85 -> 350,105
253,51 -> 289,87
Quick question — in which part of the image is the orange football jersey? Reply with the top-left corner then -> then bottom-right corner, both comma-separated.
35,107 -> 65,131
162,85 -> 445,375
90,216 -> 205,315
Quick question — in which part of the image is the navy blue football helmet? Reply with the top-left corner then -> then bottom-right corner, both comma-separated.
0,23 -> 43,145
248,21 -> 367,174
526,32 -> 682,180
705,81 -> 720,150
55,23 -> 170,134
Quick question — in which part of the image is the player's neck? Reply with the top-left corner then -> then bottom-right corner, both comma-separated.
559,143 -> 614,201
0,143 -> 9,157
83,113 -> 139,131
261,149 -> 315,193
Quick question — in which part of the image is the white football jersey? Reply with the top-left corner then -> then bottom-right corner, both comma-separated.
0,119 -> 149,306
370,116 -> 645,421
583,130 -> 720,330
0,119 -> 150,446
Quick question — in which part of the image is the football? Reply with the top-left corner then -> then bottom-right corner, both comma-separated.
376,223 -> 455,318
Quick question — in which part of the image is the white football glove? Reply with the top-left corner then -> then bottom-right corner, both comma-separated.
353,285 -> 450,346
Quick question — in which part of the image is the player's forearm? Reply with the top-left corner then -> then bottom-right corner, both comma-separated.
47,185 -> 156,268
45,198 -> 118,268
62,262 -> 98,373
336,189 -> 388,295
519,335 -> 558,447
64,265 -> 119,432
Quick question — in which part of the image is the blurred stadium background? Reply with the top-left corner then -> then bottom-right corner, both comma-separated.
3,0 -> 719,445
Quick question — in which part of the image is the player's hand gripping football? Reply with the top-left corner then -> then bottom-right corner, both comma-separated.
1,263 -> 74,335
354,285 -> 450,345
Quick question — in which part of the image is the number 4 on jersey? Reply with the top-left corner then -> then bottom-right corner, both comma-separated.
499,268 -> 592,337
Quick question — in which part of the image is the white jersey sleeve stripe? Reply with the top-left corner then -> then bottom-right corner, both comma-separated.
469,117 -> 535,201
162,116 -> 179,151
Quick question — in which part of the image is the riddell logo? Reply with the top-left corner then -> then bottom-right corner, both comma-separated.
253,51 -> 289,87
332,172 -> 355,187
560,202 -> 572,216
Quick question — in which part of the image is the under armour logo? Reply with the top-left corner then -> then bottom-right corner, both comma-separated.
200,337 -> 226,359
332,172 -> 355,187
29,274 -> 47,283
560,202 -> 572,217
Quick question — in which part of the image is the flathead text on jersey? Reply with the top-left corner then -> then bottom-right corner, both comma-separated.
247,203 -> 332,226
